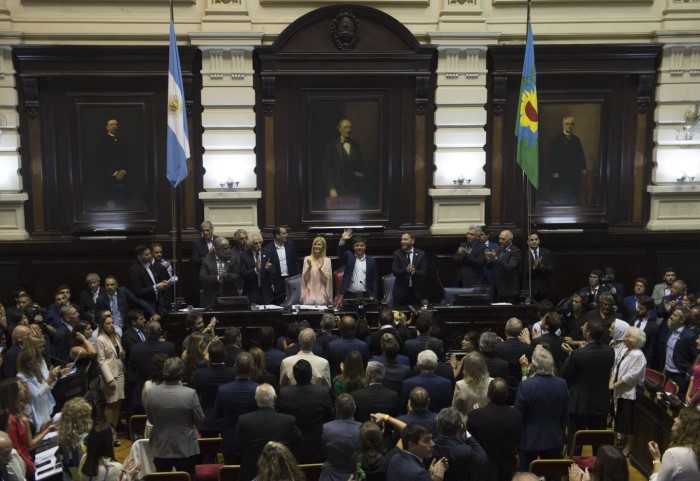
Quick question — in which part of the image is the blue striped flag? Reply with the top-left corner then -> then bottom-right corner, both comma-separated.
166,19 -> 190,188
515,22 -> 539,188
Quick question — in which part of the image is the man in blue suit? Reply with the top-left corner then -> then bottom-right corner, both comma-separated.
452,225 -> 486,288
657,279 -> 686,320
387,422 -> 448,481
392,232 -> 428,308
96,275 -> 158,332
623,277 -> 656,323
484,230 -> 522,303
401,350 -> 452,414
214,351 -> 259,464
337,228 -> 379,301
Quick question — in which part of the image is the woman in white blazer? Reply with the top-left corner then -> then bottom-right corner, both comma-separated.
95,310 -> 126,444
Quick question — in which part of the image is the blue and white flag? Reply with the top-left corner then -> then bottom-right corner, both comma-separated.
166,19 -> 189,188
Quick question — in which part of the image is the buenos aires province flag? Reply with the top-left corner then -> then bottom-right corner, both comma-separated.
515,22 -> 539,189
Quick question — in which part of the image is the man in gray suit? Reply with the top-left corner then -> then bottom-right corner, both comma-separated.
145,357 -> 204,480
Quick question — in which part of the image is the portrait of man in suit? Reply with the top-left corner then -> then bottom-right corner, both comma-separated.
309,100 -> 381,211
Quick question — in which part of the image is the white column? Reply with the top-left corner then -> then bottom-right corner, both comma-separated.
647,38 -> 700,230
0,43 -> 28,240
190,33 -> 264,237
427,32 -> 498,234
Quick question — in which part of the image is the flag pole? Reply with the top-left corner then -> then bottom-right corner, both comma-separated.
526,0 -> 532,304
167,0 -> 190,307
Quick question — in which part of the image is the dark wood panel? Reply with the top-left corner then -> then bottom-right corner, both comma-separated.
2,229 -> 700,314
13,46 -> 203,237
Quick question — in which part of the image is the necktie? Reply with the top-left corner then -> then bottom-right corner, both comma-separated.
110,296 -> 120,327
137,329 -> 146,342
406,251 -> 413,287
255,252 -> 261,287
534,250 -> 539,260
635,319 -> 642,328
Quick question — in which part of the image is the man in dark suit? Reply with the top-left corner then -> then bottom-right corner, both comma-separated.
129,245 -> 171,311
121,309 -> 147,364
526,233 -> 554,302
397,386 -> 438,435
215,351 -> 260,465
494,317 -> 531,405
238,232 -> 272,305
657,279 -> 687,321
560,318 -> 615,455
234,384 -> 303,481
467,378 -> 523,481
433,407 -> 488,481
403,312 -> 433,368
658,306 -> 697,397
337,229 -> 379,301
320,394 -> 362,481
387,422 -> 448,481
277,359 -> 333,464
52,305 -> 80,365
191,220 -> 217,273
257,326 -> 285,379
128,320 -> 177,410
401,350 -> 452,414
392,232 -> 427,307
453,225 -> 486,288
315,313 -> 339,359
327,315 -> 370,376
321,119 -> 365,205
223,326 -> 245,367
145,357 -> 204,481
379,334 -> 413,395
199,237 -> 240,308
96,275 -> 157,332
262,226 -> 299,301
479,331 -> 509,381
530,313 -> 567,371
484,230 -> 522,303
79,273 -> 102,321
351,362 -> 399,422
624,277 -> 656,323
630,298 -> 659,363
193,340 -> 237,437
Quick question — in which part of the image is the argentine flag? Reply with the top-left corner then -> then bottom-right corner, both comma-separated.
166,19 -> 190,188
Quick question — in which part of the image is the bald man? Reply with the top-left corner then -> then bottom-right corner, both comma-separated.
0,430 -> 26,481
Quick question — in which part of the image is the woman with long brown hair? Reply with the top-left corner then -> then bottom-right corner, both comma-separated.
648,407 -> 700,481
333,350 -> 368,396
94,310 -> 125,444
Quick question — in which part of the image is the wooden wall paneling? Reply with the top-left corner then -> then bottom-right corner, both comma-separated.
13,46 -> 202,238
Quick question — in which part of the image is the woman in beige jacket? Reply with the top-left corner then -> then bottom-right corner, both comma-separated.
95,310 -> 126,444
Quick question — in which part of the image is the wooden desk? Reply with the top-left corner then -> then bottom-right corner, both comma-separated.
631,387 -> 677,474
163,304 -> 539,352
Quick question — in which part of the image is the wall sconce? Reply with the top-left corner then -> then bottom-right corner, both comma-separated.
452,175 -> 471,186
219,177 -> 239,189
677,103 -> 700,140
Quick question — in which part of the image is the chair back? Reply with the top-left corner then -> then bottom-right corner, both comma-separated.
198,437 -> 223,457
571,429 -> 616,450
299,463 -> 324,481
529,459 -> 573,477
128,415 -> 148,441
382,274 -> 395,307
333,268 -> 345,297
144,472 -> 191,481
664,379 -> 679,395
218,465 -> 241,481
283,274 -> 302,307
644,368 -> 665,392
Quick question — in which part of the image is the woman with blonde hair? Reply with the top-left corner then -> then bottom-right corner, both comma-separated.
57,397 -> 94,475
255,441 -> 306,481
301,236 -> 333,305
16,338 -> 61,428
452,351 -> 492,415
94,310 -> 125,445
